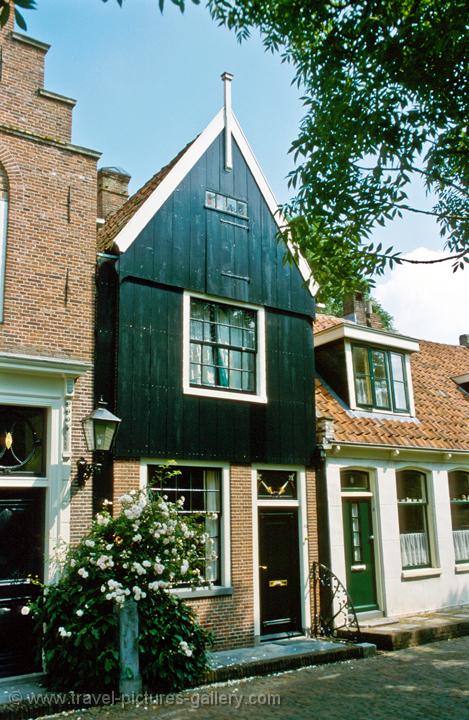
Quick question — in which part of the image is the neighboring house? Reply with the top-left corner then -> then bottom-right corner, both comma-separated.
0,20 -> 99,677
314,300 -> 469,621
95,75 -> 319,649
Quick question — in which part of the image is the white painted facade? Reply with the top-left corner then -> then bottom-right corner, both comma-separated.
0,353 -> 91,582
325,448 -> 469,618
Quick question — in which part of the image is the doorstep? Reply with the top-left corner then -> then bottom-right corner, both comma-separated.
338,604 -> 469,651
205,637 -> 376,683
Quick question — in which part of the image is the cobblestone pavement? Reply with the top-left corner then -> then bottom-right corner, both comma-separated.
44,637 -> 469,720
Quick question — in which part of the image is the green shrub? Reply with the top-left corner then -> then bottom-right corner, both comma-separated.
29,471 -> 213,692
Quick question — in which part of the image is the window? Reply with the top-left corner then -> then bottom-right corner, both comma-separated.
184,294 -> 267,403
205,191 -> 248,219
0,163 -> 8,322
397,470 -> 431,569
340,470 -> 370,492
149,465 -> 222,584
0,406 -> 45,476
352,345 -> 409,412
448,471 -> 469,563
257,470 -> 297,499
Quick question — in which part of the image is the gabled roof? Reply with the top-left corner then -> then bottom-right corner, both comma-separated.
97,107 -> 317,297
97,139 -> 196,253
314,314 -> 469,452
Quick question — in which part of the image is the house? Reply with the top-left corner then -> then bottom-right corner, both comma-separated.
314,297 -> 469,621
95,74 -> 319,649
0,19 -> 99,677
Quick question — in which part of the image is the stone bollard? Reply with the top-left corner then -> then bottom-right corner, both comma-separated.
118,598 -> 142,696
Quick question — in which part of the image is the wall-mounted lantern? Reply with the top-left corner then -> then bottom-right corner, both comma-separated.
77,399 -> 121,486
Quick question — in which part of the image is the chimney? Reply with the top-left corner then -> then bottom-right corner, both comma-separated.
97,166 -> 131,220
459,334 -> 469,347
343,292 -> 383,329
221,71 -> 234,172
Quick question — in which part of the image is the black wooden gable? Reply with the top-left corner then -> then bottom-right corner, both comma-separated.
117,132 -> 315,317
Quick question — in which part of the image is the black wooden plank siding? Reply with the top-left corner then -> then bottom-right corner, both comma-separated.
113,280 -> 314,465
117,133 -> 314,316
96,127 -> 316,466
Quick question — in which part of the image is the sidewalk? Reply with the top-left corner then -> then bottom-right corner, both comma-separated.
340,604 -> 469,650
0,637 -> 374,718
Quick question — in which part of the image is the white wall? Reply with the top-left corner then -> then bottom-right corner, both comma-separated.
326,455 -> 469,617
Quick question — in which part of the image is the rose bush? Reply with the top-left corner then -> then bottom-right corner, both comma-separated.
30,469 -> 214,692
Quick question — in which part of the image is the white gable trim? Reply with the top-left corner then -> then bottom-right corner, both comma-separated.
115,110 -> 225,254
113,108 -> 317,297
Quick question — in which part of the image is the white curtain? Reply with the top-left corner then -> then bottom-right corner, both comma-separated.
453,529 -> 469,562
205,470 -> 220,582
400,532 -> 429,567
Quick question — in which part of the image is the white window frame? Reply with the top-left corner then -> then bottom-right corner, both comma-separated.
182,291 -> 267,404
140,458 -> 232,594
344,340 -> 416,416
0,185 -> 8,323
251,464 -> 310,639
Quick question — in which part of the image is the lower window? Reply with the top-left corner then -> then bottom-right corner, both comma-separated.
148,465 -> 222,584
449,471 -> 469,563
397,470 -> 432,569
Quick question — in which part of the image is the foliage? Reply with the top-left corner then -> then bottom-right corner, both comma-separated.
28,477 -> 213,692
0,0 -> 36,30
205,0 -> 468,289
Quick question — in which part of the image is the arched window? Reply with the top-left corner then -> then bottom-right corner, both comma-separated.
0,163 -> 8,321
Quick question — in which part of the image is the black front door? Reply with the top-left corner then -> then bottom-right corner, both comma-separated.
0,489 -> 45,677
258,509 -> 301,636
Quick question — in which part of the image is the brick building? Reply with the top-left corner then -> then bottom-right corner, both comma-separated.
0,18 -> 99,676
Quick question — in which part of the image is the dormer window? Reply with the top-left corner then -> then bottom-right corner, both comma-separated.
352,345 -> 409,413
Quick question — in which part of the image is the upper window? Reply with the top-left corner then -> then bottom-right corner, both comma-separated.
0,163 -> 8,322
205,191 -> 248,219
352,345 -> 409,413
183,294 -> 267,403
448,471 -> 469,563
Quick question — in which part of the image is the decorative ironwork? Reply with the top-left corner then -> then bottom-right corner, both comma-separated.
0,409 -> 42,472
310,561 -> 361,642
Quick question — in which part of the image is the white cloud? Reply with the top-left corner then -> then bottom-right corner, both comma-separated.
374,247 -> 469,344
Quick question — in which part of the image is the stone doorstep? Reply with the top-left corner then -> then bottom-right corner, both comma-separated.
338,611 -> 469,651
0,640 -> 375,719
204,640 -> 376,684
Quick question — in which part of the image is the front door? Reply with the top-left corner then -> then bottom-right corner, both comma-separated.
258,509 -> 301,636
342,498 -> 378,612
0,489 -> 45,677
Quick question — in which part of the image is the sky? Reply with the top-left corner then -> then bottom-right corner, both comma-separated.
23,0 -> 468,345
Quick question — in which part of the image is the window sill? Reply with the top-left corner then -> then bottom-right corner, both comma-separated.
401,567 -> 442,580
455,563 -> 469,574
183,386 -> 267,404
170,585 -> 233,600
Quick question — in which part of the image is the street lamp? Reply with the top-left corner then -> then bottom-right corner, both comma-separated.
76,399 -> 121,485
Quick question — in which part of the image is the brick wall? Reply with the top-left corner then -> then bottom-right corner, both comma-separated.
186,464 -> 255,649
0,21 -> 99,542
306,467 -> 319,629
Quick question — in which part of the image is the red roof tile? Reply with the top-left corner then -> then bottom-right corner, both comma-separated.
97,138 -> 196,253
315,328 -> 469,451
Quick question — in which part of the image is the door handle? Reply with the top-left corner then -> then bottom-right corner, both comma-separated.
369,535 -> 374,541
0,607 -> 12,616
259,565 -> 268,570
